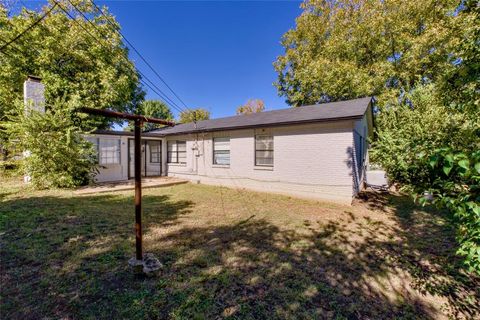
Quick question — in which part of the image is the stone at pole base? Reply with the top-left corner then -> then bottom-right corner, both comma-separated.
128,253 -> 163,277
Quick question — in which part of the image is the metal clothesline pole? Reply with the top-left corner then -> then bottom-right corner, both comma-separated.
79,107 -> 174,261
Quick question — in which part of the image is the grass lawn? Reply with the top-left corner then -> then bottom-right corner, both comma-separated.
1,176 -> 479,319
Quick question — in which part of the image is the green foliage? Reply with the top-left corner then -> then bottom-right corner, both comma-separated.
436,0 -> 480,116
415,149 -> 480,274
179,108 -> 210,123
0,0 -> 144,130
2,99 -> 97,189
274,0 -> 474,108
277,0 -> 479,273
236,99 -> 265,115
370,83 -> 479,186
126,100 -> 173,131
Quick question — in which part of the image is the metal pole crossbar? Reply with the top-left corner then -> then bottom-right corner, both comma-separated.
79,108 -> 174,261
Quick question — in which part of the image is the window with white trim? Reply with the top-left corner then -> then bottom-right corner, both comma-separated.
85,137 -> 121,165
213,137 -> 230,165
98,138 -> 121,165
149,141 -> 161,163
255,135 -> 273,166
167,140 -> 186,164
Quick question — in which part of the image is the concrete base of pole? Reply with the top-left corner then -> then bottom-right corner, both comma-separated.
128,253 -> 163,277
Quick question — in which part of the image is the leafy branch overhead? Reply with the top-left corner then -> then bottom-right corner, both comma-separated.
0,0 -> 144,130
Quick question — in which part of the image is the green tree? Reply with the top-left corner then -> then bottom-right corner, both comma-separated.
276,0 -> 479,272
236,99 -> 265,115
274,0 -> 472,108
370,83 -> 478,186
2,98 -> 97,188
0,0 -> 144,130
126,100 -> 174,131
408,148 -> 480,274
179,108 -> 210,123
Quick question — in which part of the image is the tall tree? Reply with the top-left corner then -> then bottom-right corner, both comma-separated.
236,99 -> 265,115
179,108 -> 210,123
0,0 -> 144,130
126,100 -> 173,131
274,0 -> 470,108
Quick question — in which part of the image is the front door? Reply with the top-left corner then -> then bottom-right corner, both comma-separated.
128,139 -> 162,178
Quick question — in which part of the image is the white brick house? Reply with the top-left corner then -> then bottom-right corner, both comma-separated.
90,97 -> 373,204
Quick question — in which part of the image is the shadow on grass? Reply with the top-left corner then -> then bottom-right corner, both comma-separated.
356,191 -> 480,318
0,192 -> 194,319
0,190 -> 478,319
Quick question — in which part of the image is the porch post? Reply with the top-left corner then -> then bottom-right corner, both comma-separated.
134,119 -> 143,260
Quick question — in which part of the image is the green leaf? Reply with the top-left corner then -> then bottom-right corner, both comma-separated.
458,159 -> 469,170
443,163 -> 453,176
444,154 -> 454,163
429,155 -> 439,168
475,162 -> 480,174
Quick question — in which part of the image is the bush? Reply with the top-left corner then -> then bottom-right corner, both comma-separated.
416,149 -> 480,274
371,84 -> 480,273
2,99 -> 97,189
370,84 -> 477,186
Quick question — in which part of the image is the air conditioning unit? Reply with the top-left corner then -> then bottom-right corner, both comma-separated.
365,169 -> 388,190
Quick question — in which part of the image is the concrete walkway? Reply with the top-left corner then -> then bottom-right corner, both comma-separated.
74,177 -> 188,195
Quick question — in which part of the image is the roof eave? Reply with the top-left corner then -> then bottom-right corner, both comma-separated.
154,115 -> 363,137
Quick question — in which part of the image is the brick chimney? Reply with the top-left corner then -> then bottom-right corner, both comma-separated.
23,76 -> 45,183
24,75 -> 45,113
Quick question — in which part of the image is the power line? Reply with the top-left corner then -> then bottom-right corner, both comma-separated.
0,3 -> 58,52
8,1 -> 182,120
53,0 -> 186,115
87,0 -> 192,113
61,0 -> 186,114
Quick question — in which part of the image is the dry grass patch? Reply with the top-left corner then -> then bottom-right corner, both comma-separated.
1,176 -> 479,319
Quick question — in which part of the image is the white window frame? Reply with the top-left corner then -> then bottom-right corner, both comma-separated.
149,141 -> 161,164
212,137 -> 230,166
255,135 -> 274,167
167,140 -> 186,164
86,137 -> 121,165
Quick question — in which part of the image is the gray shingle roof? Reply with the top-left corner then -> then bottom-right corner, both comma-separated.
151,97 -> 372,136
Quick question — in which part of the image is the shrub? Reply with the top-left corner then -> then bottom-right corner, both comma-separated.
3,99 -> 97,189
370,84 -> 477,186
416,149 -> 480,274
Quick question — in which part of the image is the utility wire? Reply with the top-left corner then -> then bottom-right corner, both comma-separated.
54,0 -> 186,115
10,1 -> 182,119
87,0 -> 192,113
0,3 -> 58,52
62,0 -> 187,114
6,0 -> 191,121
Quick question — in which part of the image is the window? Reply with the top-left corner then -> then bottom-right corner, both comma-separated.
85,137 -> 121,165
167,140 -> 186,164
149,141 -> 161,163
98,139 -> 121,165
85,137 -> 99,162
213,137 -> 230,165
255,135 -> 273,166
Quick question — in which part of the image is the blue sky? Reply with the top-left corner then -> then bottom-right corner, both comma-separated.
23,1 -> 303,122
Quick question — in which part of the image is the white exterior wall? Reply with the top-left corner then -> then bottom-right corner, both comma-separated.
91,134 -> 129,182
89,134 -> 164,183
165,120 -> 357,204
